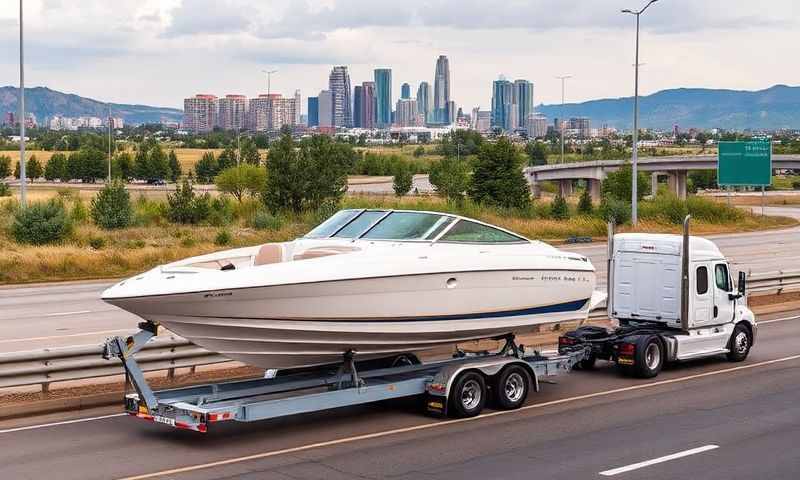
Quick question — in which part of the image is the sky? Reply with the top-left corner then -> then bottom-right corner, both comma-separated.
0,0 -> 798,112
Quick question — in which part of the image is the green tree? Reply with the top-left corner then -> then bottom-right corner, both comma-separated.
468,137 -> 531,209
429,156 -> 471,203
217,146 -> 236,171
240,138 -> 261,165
263,134 -> 355,213
133,146 -> 150,181
113,152 -> 134,181
167,179 -> 209,224
437,130 -> 483,157
393,163 -> 414,197
550,194 -> 569,220
577,187 -> 594,215
194,151 -> 219,183
79,148 -> 107,183
601,162 -> 650,202
26,155 -> 44,181
90,180 -> 132,229
146,144 -> 171,182
66,152 -> 83,181
44,153 -> 68,181
168,150 -> 181,182
0,155 -> 11,178
525,141 -> 548,166
214,164 -> 267,202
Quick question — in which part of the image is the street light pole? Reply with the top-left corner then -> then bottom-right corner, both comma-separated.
263,69 -> 278,96
622,0 -> 658,226
18,0 -> 26,206
555,75 -> 572,164
107,103 -> 112,182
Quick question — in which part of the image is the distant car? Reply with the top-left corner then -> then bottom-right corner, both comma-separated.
149,179 -> 167,186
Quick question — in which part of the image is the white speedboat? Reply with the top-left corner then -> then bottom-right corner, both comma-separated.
103,209 -> 603,369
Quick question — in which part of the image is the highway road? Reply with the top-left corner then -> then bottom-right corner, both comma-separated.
1,207 -> 799,353
1,310 -> 798,480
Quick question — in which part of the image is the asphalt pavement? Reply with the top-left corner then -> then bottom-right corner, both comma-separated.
0,310 -> 798,480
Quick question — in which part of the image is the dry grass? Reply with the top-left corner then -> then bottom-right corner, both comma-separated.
713,195 -> 800,207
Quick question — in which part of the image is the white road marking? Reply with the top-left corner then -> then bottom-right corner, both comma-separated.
44,310 -> 91,317
759,315 -> 800,325
0,414 -> 126,434
0,329 -> 132,344
112,353 -> 800,480
599,445 -> 719,476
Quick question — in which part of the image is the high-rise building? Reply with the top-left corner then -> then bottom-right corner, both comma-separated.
307,97 -> 319,127
318,90 -> 333,128
374,68 -> 392,128
360,81 -> 376,129
491,79 -> 513,130
513,80 -> 534,129
183,94 -> 217,133
447,100 -> 456,125
433,55 -> 451,124
568,117 -> 591,138
3,112 -> 14,126
416,82 -> 431,124
217,94 -> 247,131
401,83 -> 411,99
247,94 -> 298,132
475,110 -> 491,132
395,98 -> 418,127
527,113 -> 548,138
353,85 -> 363,128
328,66 -> 352,128
294,90 -> 302,125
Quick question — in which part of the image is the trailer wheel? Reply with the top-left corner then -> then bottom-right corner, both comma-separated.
449,371 -> 487,418
633,336 -> 664,378
726,324 -> 752,362
493,365 -> 530,410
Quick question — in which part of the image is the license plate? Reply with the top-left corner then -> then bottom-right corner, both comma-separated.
617,357 -> 634,366
153,415 -> 176,427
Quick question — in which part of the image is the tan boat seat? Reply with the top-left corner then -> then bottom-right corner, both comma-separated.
293,245 -> 361,261
254,243 -> 284,266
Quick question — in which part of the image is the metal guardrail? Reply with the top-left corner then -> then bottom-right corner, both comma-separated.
0,271 -> 798,394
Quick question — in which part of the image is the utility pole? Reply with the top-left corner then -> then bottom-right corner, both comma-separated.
622,0 -> 658,226
18,0 -> 26,206
555,75 -> 572,164
107,103 -> 112,182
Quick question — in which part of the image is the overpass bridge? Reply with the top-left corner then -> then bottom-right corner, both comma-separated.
525,154 -> 800,200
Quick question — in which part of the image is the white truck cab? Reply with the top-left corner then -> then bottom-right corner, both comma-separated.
560,216 -> 757,378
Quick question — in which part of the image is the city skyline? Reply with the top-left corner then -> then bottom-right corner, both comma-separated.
1,1 -> 797,111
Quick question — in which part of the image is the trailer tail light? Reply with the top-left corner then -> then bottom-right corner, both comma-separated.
207,412 -> 234,423
559,336 -> 577,347
618,343 -> 636,356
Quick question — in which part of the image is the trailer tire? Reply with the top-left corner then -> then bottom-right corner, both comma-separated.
493,365 -> 530,410
578,353 -> 597,370
632,336 -> 664,378
449,371 -> 487,418
726,324 -> 752,362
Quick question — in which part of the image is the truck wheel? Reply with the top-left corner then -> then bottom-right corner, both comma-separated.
578,353 -> 597,370
493,365 -> 530,410
449,371 -> 487,418
632,336 -> 663,378
726,324 -> 751,362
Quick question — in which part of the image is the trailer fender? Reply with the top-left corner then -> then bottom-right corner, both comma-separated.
427,359 -> 538,402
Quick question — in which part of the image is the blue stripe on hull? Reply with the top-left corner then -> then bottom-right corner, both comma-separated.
416,298 -> 590,322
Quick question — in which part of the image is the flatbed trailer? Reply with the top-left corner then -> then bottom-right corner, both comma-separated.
103,324 -> 591,432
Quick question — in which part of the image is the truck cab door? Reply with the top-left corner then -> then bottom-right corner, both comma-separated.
691,263 -> 713,327
712,262 -> 735,325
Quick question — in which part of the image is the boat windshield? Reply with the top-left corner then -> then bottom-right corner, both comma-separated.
362,212 -> 450,240
304,210 -> 361,238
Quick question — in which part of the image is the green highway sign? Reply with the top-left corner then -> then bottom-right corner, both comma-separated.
717,140 -> 772,187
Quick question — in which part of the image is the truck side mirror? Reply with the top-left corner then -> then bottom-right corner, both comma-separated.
737,271 -> 746,296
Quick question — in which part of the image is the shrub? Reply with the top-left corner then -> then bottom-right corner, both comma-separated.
208,196 -> 235,227
0,155 -> 11,178
429,156 -> 470,203
792,180 -> 800,191
550,194 -> 569,220
167,179 -> 210,224
577,188 -> 593,215
180,235 -> 196,248
90,180 -> 132,229
251,210 -> 283,230
413,146 -> 425,158
601,162 -> 650,202
70,197 -> 89,223
133,195 -> 167,226
640,194 -> 688,224
599,197 -> 632,225
686,196 -> 743,223
11,200 -> 73,245
392,164 -> 413,197
89,237 -> 106,250
214,229 -> 232,246
215,164 -> 266,202
0,182 -> 9,197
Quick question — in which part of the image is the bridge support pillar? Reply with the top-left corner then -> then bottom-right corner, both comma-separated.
651,172 -> 660,197
588,178 -> 602,203
667,171 -> 687,200
530,180 -> 541,199
559,179 -> 573,197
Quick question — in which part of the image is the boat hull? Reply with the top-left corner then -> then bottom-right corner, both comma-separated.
106,269 -> 596,369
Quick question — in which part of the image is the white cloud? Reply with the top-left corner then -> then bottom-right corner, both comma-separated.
0,0 -> 797,111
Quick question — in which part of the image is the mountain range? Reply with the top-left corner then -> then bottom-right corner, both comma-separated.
0,86 -> 183,126
2,84 -> 799,130
537,84 -> 800,131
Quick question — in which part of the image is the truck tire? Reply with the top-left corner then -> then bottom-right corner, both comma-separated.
493,365 -> 530,410
618,335 -> 664,378
726,324 -> 752,362
449,371 -> 487,418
